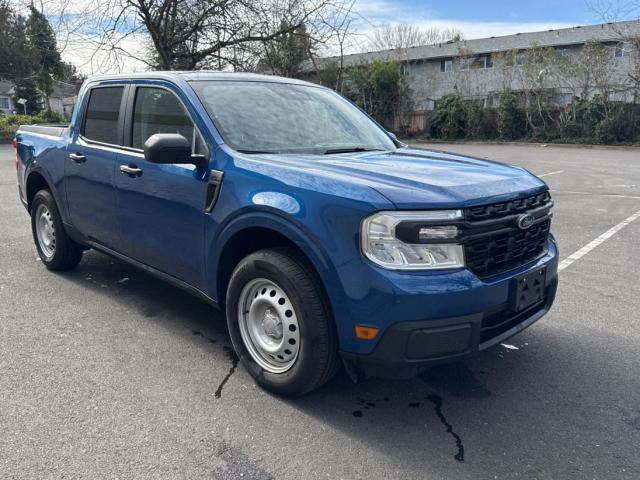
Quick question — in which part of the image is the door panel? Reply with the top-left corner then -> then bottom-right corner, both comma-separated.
65,85 -> 126,250
115,85 -> 208,288
65,142 -> 121,247
116,152 -> 207,286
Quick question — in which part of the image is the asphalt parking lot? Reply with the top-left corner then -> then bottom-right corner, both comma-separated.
1,142 -> 639,479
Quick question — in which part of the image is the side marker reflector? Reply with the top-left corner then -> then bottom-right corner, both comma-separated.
355,325 -> 379,340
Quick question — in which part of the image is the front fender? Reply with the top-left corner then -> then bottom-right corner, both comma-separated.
205,208 -> 358,332
208,208 -> 336,286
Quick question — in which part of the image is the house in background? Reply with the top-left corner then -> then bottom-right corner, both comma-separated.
0,79 -> 80,119
0,80 -> 16,114
49,80 -> 79,120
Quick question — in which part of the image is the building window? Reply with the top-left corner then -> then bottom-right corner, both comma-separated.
0,97 -> 9,110
440,59 -> 453,73
471,54 -> 493,69
609,91 -> 627,102
614,42 -> 632,58
551,92 -> 573,106
504,51 -> 525,67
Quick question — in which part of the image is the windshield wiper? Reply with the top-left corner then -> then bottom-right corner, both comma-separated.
236,149 -> 278,154
323,147 -> 385,155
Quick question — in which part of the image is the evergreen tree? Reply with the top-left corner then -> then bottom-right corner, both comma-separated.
0,0 -> 33,80
13,78 -> 41,115
26,5 -> 64,108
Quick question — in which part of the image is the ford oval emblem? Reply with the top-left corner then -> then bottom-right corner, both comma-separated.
517,213 -> 535,230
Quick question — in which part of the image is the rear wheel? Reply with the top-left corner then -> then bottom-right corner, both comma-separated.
226,248 -> 338,396
31,189 -> 83,271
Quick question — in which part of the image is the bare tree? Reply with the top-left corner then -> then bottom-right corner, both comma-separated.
305,0 -> 356,90
589,0 -> 640,22
513,45 -> 559,133
368,23 -> 463,51
589,1 -> 640,102
34,0 -> 356,72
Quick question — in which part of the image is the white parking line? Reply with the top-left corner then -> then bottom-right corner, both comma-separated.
539,170 -> 564,178
558,209 -> 640,272
553,190 -> 640,200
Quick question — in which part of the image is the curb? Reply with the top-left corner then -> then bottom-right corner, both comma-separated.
404,140 -> 640,151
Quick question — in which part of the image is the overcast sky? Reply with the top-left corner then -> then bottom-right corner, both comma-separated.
58,0 -> 632,73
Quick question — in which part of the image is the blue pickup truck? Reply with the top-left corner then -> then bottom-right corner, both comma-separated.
14,72 -> 558,395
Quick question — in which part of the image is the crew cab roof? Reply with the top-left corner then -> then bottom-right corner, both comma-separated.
86,71 -> 319,87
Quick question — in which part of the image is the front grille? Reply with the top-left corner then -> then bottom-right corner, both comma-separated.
464,219 -> 551,278
466,191 -> 551,222
462,193 -> 553,278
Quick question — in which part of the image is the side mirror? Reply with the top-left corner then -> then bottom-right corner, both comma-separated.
387,130 -> 407,148
143,133 -> 205,166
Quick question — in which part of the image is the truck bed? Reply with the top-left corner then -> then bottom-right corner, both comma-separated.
18,124 -> 69,138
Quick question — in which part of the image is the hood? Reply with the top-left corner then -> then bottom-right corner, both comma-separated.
236,147 -> 548,209
315,147 -> 547,208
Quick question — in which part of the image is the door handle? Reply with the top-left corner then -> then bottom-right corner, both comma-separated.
119,164 -> 143,177
69,153 -> 86,164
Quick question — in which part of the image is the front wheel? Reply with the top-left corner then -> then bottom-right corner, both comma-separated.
226,248 -> 338,396
31,189 -> 83,271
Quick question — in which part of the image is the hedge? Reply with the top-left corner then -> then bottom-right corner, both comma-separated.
0,110 -> 66,142
424,94 -> 640,145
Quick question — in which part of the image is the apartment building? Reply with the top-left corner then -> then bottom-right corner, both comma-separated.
305,20 -> 640,112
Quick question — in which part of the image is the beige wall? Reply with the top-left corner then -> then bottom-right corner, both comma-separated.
404,43 -> 638,110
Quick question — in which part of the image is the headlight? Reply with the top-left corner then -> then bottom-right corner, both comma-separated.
361,211 -> 465,270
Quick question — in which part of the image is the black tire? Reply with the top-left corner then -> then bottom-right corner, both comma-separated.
226,248 -> 339,396
31,189 -> 83,271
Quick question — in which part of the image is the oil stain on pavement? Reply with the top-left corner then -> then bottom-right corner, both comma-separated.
191,329 -> 239,399
350,393 -> 466,462
214,346 -> 239,399
427,394 -> 465,462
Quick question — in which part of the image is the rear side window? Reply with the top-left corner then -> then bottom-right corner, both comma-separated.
83,86 -> 124,144
131,87 -> 204,153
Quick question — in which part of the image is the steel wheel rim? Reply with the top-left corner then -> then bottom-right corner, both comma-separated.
35,204 -> 56,259
237,278 -> 301,374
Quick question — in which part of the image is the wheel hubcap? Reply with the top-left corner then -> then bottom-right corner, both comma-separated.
238,279 -> 300,374
35,204 -> 56,258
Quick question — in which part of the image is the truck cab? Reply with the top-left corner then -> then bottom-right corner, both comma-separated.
15,72 -> 558,395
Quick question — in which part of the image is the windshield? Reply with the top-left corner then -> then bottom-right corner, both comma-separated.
190,80 -> 396,154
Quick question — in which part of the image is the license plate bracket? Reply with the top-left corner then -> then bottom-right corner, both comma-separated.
512,266 -> 547,312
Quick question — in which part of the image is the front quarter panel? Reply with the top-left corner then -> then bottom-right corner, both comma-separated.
205,147 -> 394,304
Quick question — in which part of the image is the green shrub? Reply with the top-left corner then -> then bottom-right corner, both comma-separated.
418,92 -> 638,145
595,112 -> 631,144
497,93 -> 527,139
465,102 -> 498,139
33,109 -> 65,123
344,60 -> 412,130
0,109 -> 66,142
429,95 -> 467,139
573,96 -> 605,140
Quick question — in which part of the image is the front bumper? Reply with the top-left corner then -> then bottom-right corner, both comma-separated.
341,275 -> 557,379
331,236 -> 559,380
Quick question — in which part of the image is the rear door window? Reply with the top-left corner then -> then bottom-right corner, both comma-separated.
82,86 -> 124,145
